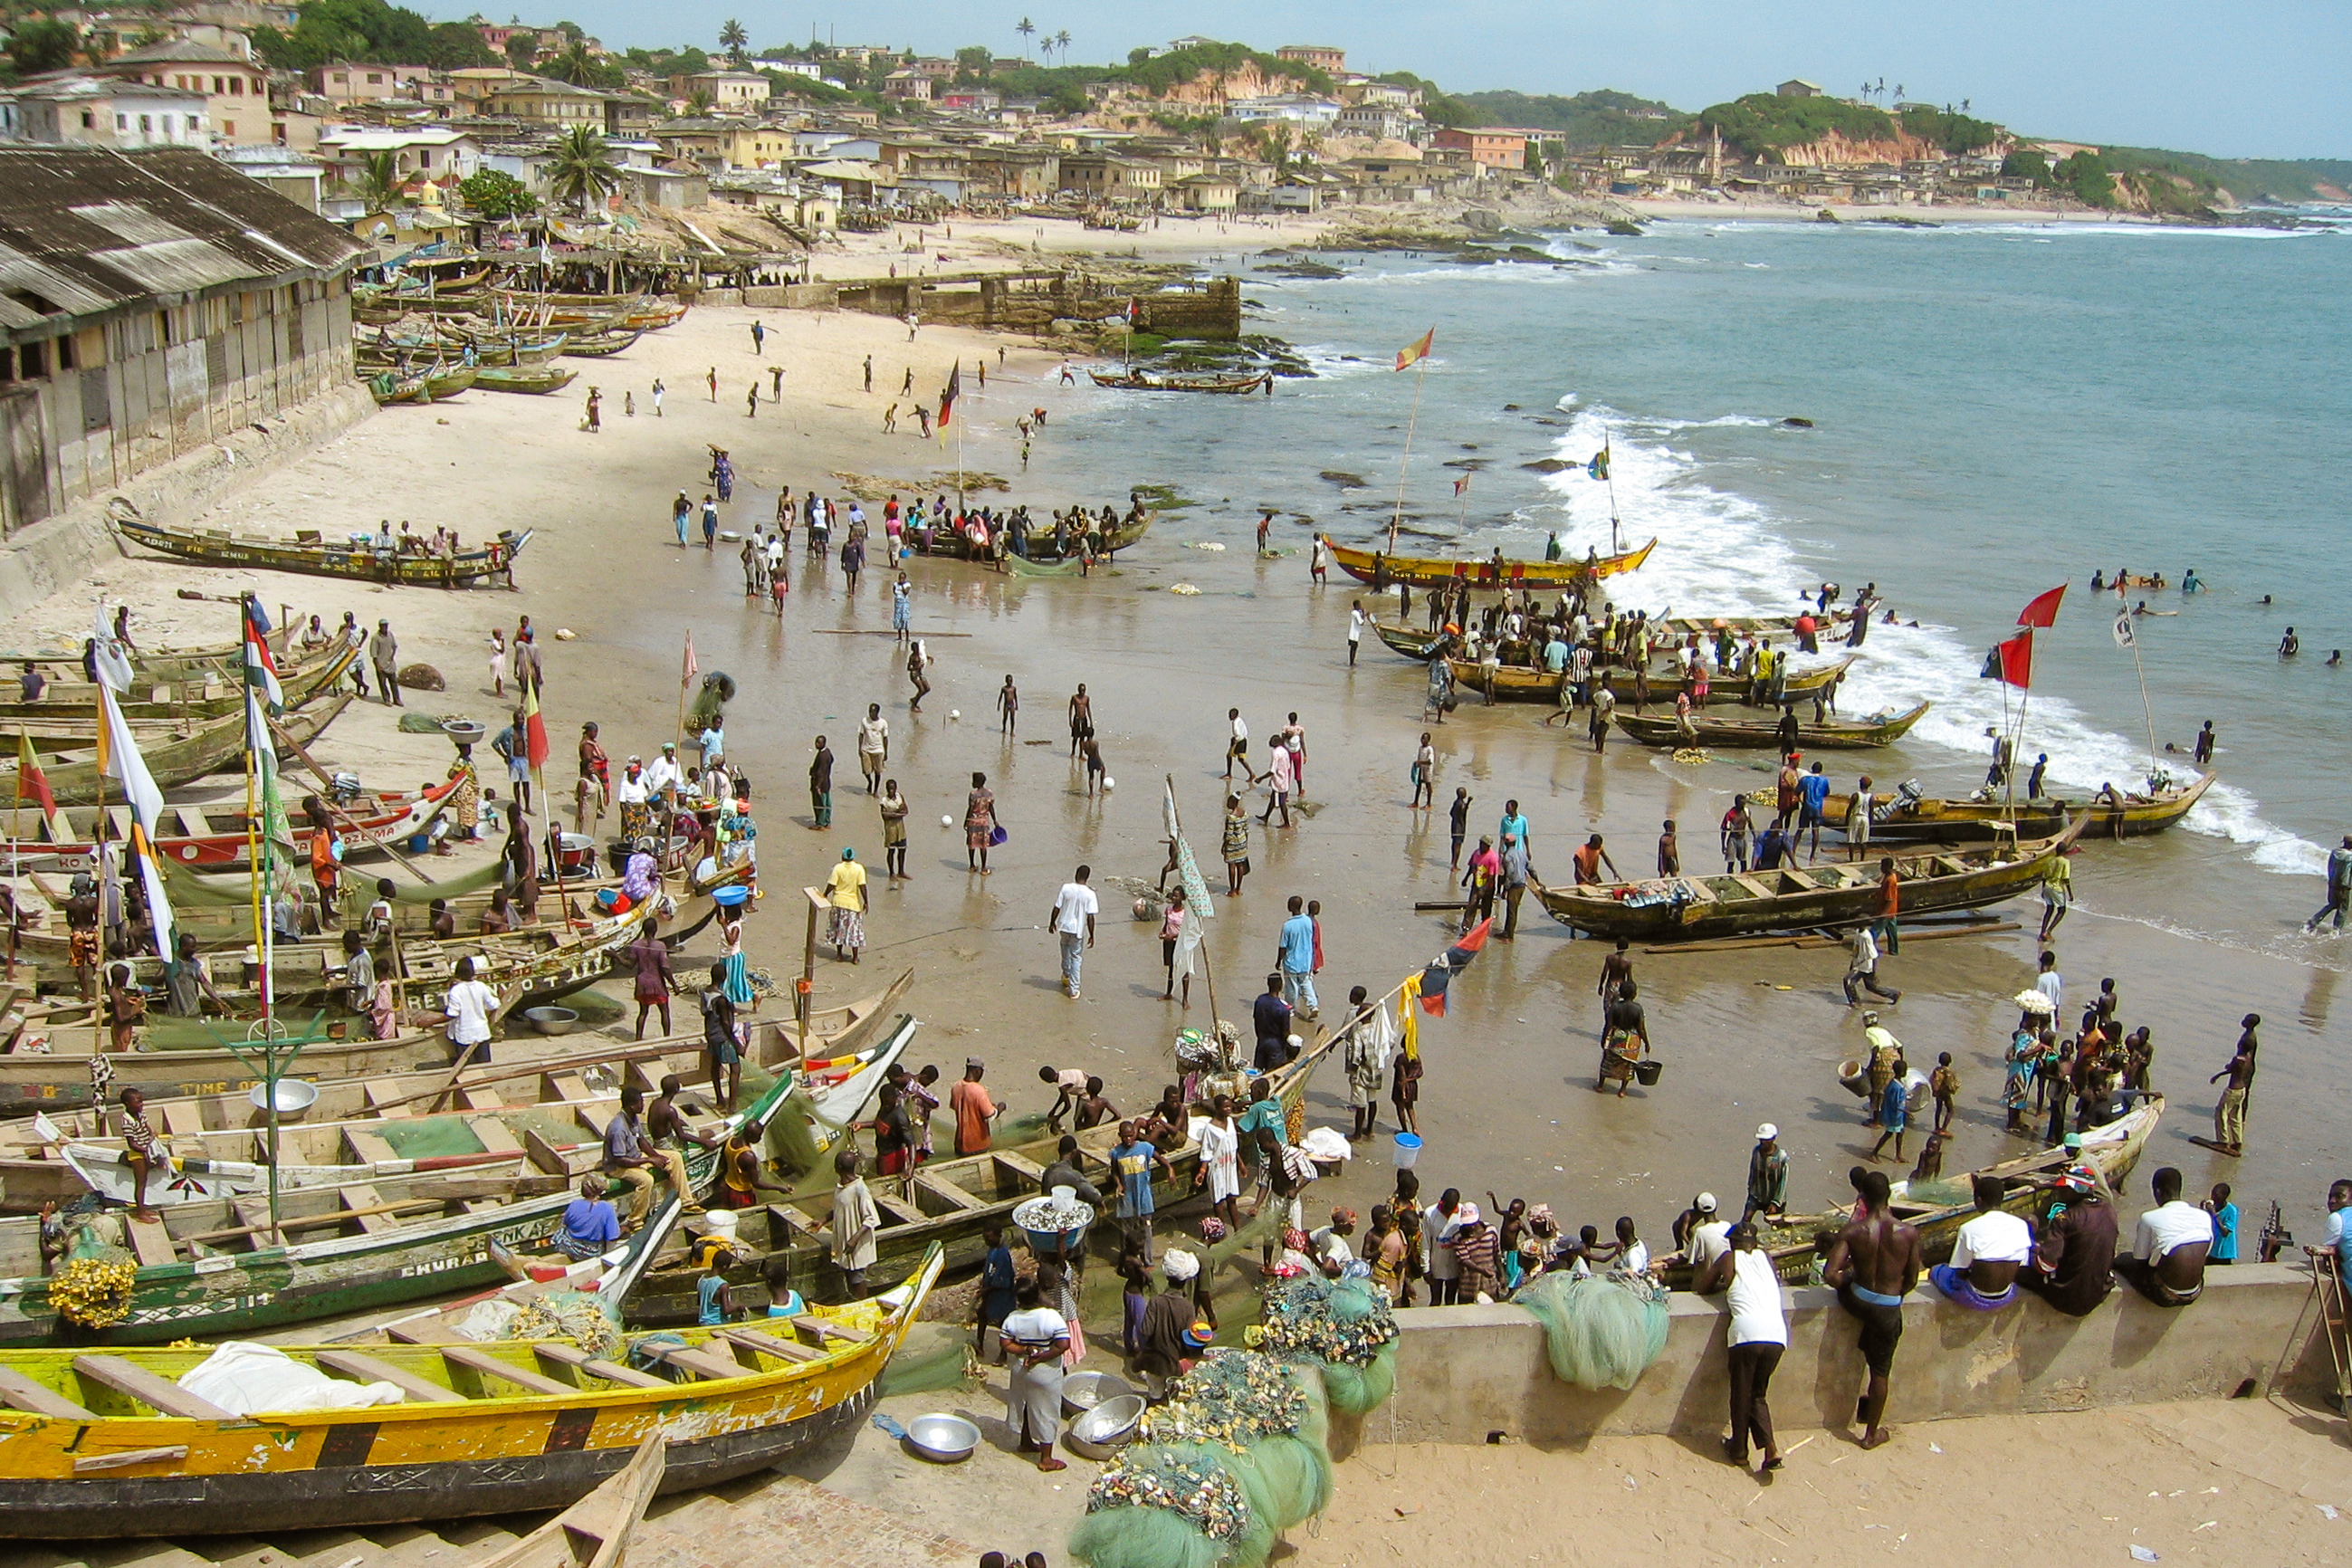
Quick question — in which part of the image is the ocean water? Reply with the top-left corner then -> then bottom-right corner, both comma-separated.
1056,215 -> 2349,952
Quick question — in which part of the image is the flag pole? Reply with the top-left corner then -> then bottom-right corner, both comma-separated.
1162,775 -> 1219,1026
2125,621 -> 2160,784
1387,345 -> 1431,555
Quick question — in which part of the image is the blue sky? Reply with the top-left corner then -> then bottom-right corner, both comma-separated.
452,2 -> 2349,159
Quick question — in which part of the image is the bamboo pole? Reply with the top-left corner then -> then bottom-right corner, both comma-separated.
1386,350 -> 1431,554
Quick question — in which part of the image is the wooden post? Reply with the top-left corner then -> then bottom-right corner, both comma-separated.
798,885 -> 826,1057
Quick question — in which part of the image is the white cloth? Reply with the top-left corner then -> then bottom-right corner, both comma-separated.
1051,882 -> 1099,936
645,756 -> 684,796
1688,1220 -> 1735,1274
444,979 -> 496,1046
1848,925 -> 1879,975
1726,1248 -> 1789,1348
1200,1118 -> 1240,1201
1425,1203 -> 1464,1279
180,1343 -> 406,1413
2035,970 -> 2064,1010
1952,1209 -> 2034,1267
616,773 -> 649,805
2133,1200 -> 2215,1262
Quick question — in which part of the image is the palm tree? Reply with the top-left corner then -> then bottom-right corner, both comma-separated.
545,41 -> 598,86
684,86 -> 714,116
1055,29 -> 1071,68
1016,16 -> 1035,61
718,18 -> 748,66
546,124 -> 621,213
354,150 -> 406,210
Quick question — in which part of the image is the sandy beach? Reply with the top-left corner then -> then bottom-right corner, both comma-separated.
17,215 -> 2344,1258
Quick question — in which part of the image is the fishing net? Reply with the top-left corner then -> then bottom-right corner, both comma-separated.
1515,1272 -> 1671,1390
1254,1277 -> 1400,1417
875,1321 -> 975,1399
760,1084 -> 850,1178
50,1220 -> 138,1329
1075,1441 -> 1272,1568
510,1288 -> 621,1358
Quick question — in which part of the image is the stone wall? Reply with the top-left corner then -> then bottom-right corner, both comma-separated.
1369,1262 -> 2330,1446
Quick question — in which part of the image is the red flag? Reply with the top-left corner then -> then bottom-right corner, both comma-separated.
2017,584 -> 2066,628
1394,328 -> 1435,371
521,678 -> 549,775
14,731 -> 55,818
1453,474 -> 1469,498
1996,630 -> 2034,689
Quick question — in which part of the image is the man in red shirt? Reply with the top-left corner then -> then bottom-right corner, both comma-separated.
950,1057 -> 1002,1156
1874,857 -> 1901,955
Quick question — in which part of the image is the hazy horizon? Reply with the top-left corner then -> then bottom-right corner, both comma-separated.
421,2 -> 2350,163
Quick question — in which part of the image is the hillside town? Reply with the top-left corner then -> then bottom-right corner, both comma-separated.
0,2 -> 2207,252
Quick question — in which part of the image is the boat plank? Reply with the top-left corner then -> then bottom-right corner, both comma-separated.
72,1354 -> 236,1421
717,1326 -> 822,1364
648,1343 -> 747,1382
0,1363 -> 99,1419
535,1342 -> 668,1389
314,1348 -> 466,1403
441,1343 -> 574,1397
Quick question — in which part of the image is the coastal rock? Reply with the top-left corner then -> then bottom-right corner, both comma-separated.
1782,416 -> 1815,428
1320,471 -> 1367,489
1521,459 -> 1573,473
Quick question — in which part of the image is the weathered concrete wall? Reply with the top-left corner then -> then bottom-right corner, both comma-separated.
1372,1262 -> 2328,1446
0,380 -> 377,625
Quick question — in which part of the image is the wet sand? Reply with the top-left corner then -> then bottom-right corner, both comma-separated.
28,264 -> 2347,1264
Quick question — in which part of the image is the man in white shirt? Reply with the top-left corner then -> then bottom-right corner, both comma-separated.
1684,1197 -> 1735,1281
644,741 -> 684,805
1047,864 -> 1099,999
2115,1166 -> 2214,1307
1347,601 -> 1365,667
1223,709 -> 1248,781
856,703 -> 890,794
444,955 -> 499,1065
1927,1176 -> 2032,1309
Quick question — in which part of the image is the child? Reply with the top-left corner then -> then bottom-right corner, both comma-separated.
1039,1064 -> 1088,1133
1908,1129 -> 1946,1184
1120,1259 -> 1151,1358
696,1247 -> 736,1326
2204,1182 -> 2238,1266
1410,731 -> 1436,810
1448,787 -> 1474,869
1930,1051 -> 1959,1132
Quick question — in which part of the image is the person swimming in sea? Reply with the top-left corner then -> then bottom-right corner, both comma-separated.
2181,569 -> 2203,593
2280,627 -> 2300,656
2328,649 -> 2344,667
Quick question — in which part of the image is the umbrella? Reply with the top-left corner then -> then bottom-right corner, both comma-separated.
2013,989 -> 2056,1017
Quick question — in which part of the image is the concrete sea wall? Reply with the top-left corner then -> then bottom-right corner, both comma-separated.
1367,1261 -> 2328,1445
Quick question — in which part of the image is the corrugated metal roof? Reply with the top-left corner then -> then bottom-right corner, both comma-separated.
0,147 -> 367,343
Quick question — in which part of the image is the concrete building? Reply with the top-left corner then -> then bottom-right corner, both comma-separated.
214,142 -> 326,211
1227,94 -> 1343,129
1777,79 -> 1823,98
1059,155 -> 1162,202
314,127 -> 482,188
881,70 -> 932,102
1430,126 -> 1526,172
312,62 -> 446,106
670,71 -> 771,113
1275,45 -> 1346,74
92,38 -> 271,145
5,74 -> 211,149
0,146 -> 365,536
481,76 -> 607,127
1337,103 -> 1414,141
1171,172 -> 1238,212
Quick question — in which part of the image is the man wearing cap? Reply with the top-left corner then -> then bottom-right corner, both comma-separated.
1745,1125 -> 1790,1222
1134,1251 -> 1205,1399
1823,1168 -> 1920,1450
950,1059 -> 1003,1157
1498,831 -> 1537,939
1677,1194 -> 1735,1280
2021,1162 -> 2118,1316
1927,1176 -> 2032,1310
1861,1014 -> 1902,1127
2114,1166 -> 2213,1307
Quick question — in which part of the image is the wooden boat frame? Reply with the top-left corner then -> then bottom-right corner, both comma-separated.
0,694 -> 349,808
1323,532 -> 1656,591
1611,701 -> 1931,751
1447,650 -> 1856,706
110,511 -> 531,590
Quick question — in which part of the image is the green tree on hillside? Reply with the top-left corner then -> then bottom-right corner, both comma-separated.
5,16 -> 82,75
504,33 -> 536,69
544,41 -> 616,87
424,21 -> 498,68
546,124 -> 620,211
718,18 -> 747,65
353,149 -> 407,209
1697,92 -> 1894,158
2054,149 -> 2115,206
2002,149 -> 2052,186
953,44 -> 992,82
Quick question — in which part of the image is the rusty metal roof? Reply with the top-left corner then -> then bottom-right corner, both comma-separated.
0,147 -> 367,342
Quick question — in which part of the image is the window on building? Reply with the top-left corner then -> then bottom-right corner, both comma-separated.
17,341 -> 44,378
213,77 -> 225,93
55,333 -> 75,370
224,120 -> 236,137
368,72 -> 382,85
231,77 -> 244,95
140,115 -> 153,133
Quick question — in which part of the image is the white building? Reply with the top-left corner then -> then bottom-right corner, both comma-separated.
4,74 -> 210,149
1227,94 -> 1343,129
314,127 -> 483,188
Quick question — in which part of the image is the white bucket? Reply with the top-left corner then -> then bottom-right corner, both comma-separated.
1391,1132 -> 1422,1169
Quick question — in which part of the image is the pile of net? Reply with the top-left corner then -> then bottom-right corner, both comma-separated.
49,1222 -> 138,1330
1515,1271 -> 1670,1390
1071,1279 -> 1398,1568
509,1289 -> 622,1359
1253,1276 -> 1399,1415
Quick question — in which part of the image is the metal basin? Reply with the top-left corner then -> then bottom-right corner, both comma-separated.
1061,1369 -> 1134,1419
522,1006 -> 581,1036
902,1412 -> 980,1464
1064,1394 -> 1144,1461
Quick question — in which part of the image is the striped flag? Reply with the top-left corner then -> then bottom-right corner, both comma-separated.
99,684 -> 175,962
1453,474 -> 1469,498
243,595 -> 283,711
521,677 -> 549,804
1394,328 -> 1435,371
14,731 -> 58,837
936,363 -> 961,445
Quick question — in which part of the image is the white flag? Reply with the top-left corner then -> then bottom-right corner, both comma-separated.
99,684 -> 176,962
2112,609 -> 2136,648
90,603 -> 135,693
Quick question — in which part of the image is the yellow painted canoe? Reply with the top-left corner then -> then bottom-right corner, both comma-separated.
1323,533 -> 1656,591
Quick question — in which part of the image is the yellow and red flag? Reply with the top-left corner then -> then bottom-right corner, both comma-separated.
14,731 -> 56,830
1394,328 -> 1435,371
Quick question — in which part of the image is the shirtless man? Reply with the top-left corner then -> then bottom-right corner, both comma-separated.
2112,1165 -> 2213,1307
645,1075 -> 719,1213
1067,684 -> 1095,759
1596,938 -> 1633,1002
1823,1168 -> 1922,1449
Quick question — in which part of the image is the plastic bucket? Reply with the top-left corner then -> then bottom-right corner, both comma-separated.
1634,1059 -> 1664,1086
1391,1132 -> 1422,1169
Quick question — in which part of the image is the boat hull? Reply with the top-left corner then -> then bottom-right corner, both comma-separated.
0,694 -> 349,808
1823,793 -> 2070,845
1612,701 -> 1930,750
1324,533 -> 1655,591
111,514 -> 530,589
2060,771 -> 2214,838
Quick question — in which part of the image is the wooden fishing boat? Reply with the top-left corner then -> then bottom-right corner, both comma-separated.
0,641 -> 358,728
0,1023 -> 914,1346
1088,368 -> 1270,394
1647,609 -> 1857,640
1372,621 -> 1450,661
467,1431 -> 664,1568
2,625 -> 294,680
1322,532 -> 1656,591
0,973 -> 914,1201
1446,651 -> 1857,706
111,511 -> 531,588
1822,791 -> 2069,846
367,369 -> 435,405
1611,701 -> 1931,751
558,328 -> 645,358
0,1248 -> 940,1538
1665,1095 -> 2164,1288
636,1006 -> 1327,1313
2062,770 -> 2214,838
1532,819 -> 2082,942
422,365 -> 477,399
0,694 -> 349,808
1,773 -> 464,881
913,513 -> 1151,566
475,363 -> 580,396
469,333 -> 569,366
6,984 -> 915,1212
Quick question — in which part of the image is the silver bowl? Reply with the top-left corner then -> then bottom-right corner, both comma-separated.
522,1006 -> 581,1036
1064,1394 -> 1144,1461
902,1412 -> 980,1464
1061,1369 -> 1134,1419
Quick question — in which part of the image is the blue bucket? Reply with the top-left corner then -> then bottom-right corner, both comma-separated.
711,884 -> 750,908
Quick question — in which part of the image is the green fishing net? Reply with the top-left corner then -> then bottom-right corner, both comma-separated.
1255,1277 -> 1400,1416
760,1084 -> 848,1179
875,1321 -> 974,1399
1515,1272 -> 1671,1390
